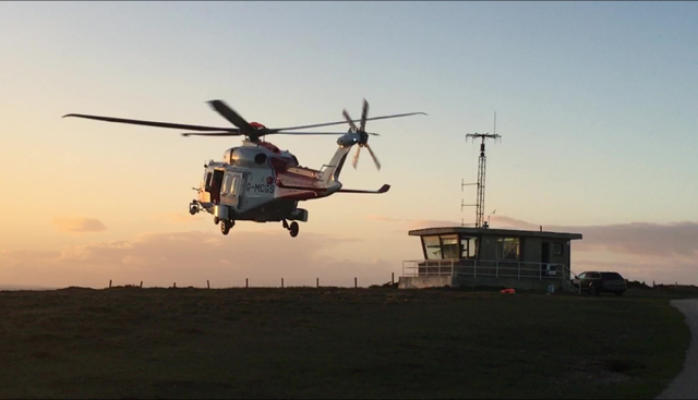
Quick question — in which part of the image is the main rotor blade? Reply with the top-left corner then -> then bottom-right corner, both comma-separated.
343,109 -> 358,132
269,111 -> 427,132
181,130 -> 373,137
364,143 -> 381,170
62,114 -> 238,132
264,131 -> 357,136
180,132 -> 243,137
359,99 -> 369,132
208,100 -> 253,132
352,146 -> 361,169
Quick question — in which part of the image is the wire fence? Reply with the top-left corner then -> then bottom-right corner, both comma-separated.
106,273 -> 398,290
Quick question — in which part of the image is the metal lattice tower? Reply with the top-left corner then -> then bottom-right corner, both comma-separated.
462,112 -> 502,228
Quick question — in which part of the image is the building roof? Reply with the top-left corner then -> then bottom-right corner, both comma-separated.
408,226 -> 583,240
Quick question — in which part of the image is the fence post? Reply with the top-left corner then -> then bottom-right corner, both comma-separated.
392,272 -> 395,284
317,278 -> 320,288
354,277 -> 357,288
109,279 -> 112,288
173,282 -> 176,288
140,281 -> 143,288
207,280 -> 210,289
246,278 -> 249,289
282,278 -> 284,288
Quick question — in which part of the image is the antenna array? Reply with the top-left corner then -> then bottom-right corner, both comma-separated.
461,112 -> 502,228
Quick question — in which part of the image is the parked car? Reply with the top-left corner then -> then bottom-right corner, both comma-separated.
571,271 -> 627,296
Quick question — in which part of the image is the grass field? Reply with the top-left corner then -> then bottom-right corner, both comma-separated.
0,287 -> 694,399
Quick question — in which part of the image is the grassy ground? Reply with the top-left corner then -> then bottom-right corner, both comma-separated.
0,287 -> 694,399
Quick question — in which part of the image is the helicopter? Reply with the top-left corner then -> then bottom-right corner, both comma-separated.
63,99 -> 426,237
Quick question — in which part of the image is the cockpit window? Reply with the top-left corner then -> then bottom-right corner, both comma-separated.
204,171 -> 213,190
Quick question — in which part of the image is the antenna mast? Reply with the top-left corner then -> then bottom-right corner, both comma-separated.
464,112 -> 502,228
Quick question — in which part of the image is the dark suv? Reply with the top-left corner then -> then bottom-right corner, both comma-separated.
572,271 -> 627,296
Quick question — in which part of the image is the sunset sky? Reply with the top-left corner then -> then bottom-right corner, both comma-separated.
1,1 -> 697,289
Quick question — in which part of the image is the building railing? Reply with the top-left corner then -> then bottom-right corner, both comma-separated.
401,259 -> 567,281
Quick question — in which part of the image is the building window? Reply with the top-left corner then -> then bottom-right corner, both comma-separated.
441,235 -> 459,259
423,236 -> 442,260
496,238 -> 520,261
554,242 -> 563,256
460,236 -> 478,259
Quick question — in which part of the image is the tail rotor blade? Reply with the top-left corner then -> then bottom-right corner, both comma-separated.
343,109 -> 358,132
365,143 -> 381,171
359,99 -> 369,132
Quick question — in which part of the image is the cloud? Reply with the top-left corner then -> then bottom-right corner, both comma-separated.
0,230 -> 394,289
488,216 -> 539,230
364,214 -> 405,223
51,217 -> 107,234
364,214 -> 462,231
569,222 -> 698,258
487,216 -> 698,259
151,213 -> 202,225
406,219 -> 462,231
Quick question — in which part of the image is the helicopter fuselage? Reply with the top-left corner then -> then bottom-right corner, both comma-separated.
190,138 -> 350,228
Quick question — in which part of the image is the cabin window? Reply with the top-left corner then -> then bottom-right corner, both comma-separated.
221,175 -> 231,194
222,174 -> 240,195
496,238 -> 520,260
229,176 -> 239,195
460,236 -> 478,259
441,235 -> 459,260
254,153 -> 267,164
423,236 -> 442,260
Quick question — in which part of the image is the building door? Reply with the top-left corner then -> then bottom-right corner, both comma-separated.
541,242 -> 550,263
541,242 -> 551,276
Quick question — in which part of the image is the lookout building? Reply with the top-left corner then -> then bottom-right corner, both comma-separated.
399,225 -> 583,291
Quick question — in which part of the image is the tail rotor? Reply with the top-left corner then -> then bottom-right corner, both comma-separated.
343,99 -> 382,171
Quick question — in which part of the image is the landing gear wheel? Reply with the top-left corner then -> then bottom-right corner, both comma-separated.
214,217 -> 220,225
189,205 -> 197,215
289,222 -> 299,238
220,220 -> 234,235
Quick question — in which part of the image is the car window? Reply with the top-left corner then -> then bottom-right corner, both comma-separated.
578,273 -> 586,279
601,272 -> 624,280
589,273 -> 601,279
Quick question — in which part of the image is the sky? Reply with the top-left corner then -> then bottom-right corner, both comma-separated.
1,1 -> 697,289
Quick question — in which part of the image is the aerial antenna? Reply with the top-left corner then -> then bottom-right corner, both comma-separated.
462,111 -> 502,228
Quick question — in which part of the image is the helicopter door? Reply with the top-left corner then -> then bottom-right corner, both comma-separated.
220,171 -> 242,208
209,170 -> 224,204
